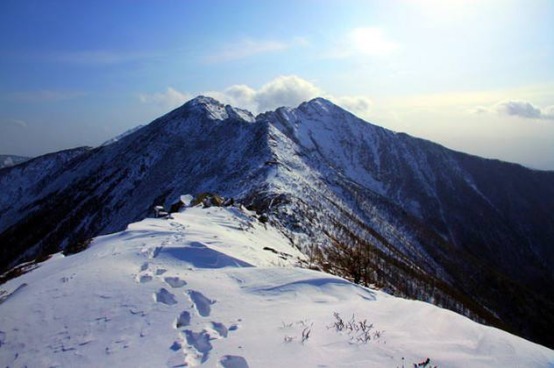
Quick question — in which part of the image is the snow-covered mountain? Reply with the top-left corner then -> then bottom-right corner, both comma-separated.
1,204 -> 552,367
0,155 -> 31,169
101,124 -> 144,146
1,96 -> 553,349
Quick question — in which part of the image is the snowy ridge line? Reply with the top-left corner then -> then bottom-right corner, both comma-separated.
0,204 -> 552,367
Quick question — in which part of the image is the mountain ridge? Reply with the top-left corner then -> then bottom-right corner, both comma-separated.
1,96 -> 553,348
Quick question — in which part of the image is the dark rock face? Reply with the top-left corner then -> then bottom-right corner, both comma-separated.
1,96 -> 553,348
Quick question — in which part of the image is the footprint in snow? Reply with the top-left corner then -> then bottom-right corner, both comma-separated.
136,274 -> 153,283
154,288 -> 178,305
210,321 -> 228,338
182,329 -> 212,364
164,276 -> 187,288
187,290 -> 215,317
219,355 -> 249,368
175,311 -> 191,328
169,340 -> 182,352
150,246 -> 162,258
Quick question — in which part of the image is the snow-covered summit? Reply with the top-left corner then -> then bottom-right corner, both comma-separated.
299,97 -> 342,115
1,204 -> 552,367
177,96 -> 255,122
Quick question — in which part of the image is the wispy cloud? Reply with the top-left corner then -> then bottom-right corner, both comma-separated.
2,90 -> 86,102
51,50 -> 152,65
327,27 -> 399,59
473,100 -> 554,120
205,37 -> 307,63
139,75 -> 373,118
0,49 -> 156,66
0,118 -> 28,129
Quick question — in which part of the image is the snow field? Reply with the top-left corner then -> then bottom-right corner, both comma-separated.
0,206 -> 552,367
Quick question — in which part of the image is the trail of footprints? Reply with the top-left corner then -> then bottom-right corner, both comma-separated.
135,222 -> 248,367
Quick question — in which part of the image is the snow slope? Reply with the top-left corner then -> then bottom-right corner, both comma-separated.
1,204 -> 551,367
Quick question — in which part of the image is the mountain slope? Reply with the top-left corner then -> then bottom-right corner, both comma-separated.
1,96 -> 553,348
253,98 -> 554,347
0,97 -> 271,271
1,205 -> 552,367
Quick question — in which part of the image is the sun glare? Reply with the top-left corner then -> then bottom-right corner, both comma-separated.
349,27 -> 398,56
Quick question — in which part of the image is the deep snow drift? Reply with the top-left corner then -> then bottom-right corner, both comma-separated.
0,204 -> 552,367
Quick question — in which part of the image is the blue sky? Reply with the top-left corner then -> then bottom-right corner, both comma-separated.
1,0 -> 553,169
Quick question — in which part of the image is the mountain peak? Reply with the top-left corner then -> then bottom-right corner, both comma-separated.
306,97 -> 336,107
298,97 -> 343,116
181,96 -> 255,122
185,95 -> 222,108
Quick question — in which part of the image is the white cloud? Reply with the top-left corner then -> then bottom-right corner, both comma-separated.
139,76 -> 374,118
255,76 -> 322,112
331,96 -> 373,117
202,85 -> 259,112
328,27 -> 398,59
495,100 -> 554,120
138,87 -> 192,109
544,105 -> 554,119
205,38 -> 307,63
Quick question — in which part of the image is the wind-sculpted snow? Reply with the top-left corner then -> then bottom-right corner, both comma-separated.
158,242 -> 252,269
0,206 -> 551,367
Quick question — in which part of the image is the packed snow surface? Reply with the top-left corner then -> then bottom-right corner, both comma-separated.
0,205 -> 552,367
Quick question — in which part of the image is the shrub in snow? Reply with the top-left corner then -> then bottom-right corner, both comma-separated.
413,357 -> 439,368
329,312 -> 383,344
280,320 -> 313,345
190,192 -> 224,208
